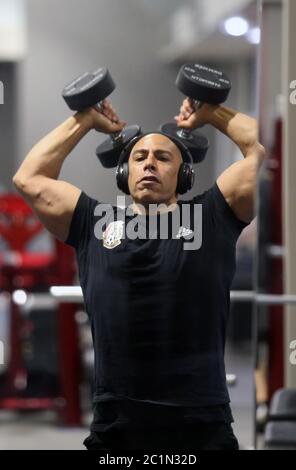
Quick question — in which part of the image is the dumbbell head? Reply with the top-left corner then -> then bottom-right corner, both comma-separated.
176,63 -> 232,105
62,68 -> 141,168
62,67 -> 116,111
159,122 -> 209,164
96,125 -> 142,168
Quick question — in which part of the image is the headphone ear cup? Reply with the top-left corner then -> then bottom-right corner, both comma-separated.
116,162 -> 130,195
116,134 -> 144,195
177,163 -> 195,195
188,165 -> 195,190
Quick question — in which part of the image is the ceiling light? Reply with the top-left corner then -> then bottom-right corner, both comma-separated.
223,16 -> 249,37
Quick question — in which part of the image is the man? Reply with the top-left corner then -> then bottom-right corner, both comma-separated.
13,98 -> 265,450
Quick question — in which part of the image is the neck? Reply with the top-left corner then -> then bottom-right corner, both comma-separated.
131,196 -> 178,215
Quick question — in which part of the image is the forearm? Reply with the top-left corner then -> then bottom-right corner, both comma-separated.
206,105 -> 261,158
13,111 -> 92,185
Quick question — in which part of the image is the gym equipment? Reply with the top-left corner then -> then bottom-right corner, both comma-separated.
268,388 -> 296,421
160,63 -> 232,163
96,124 -> 142,168
0,194 -> 81,425
18,287 -> 235,388
62,68 -> 141,168
263,421 -> 296,449
176,64 -> 231,104
116,133 -> 195,195
49,287 -> 296,306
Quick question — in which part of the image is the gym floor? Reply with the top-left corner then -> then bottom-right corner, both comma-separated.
0,344 -> 256,450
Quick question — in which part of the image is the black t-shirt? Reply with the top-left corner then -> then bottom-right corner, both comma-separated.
65,182 -> 249,430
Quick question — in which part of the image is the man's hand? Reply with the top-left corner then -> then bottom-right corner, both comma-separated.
174,98 -> 214,129
82,99 -> 127,134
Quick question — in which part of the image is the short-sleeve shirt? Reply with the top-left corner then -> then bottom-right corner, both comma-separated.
65,183 -> 249,430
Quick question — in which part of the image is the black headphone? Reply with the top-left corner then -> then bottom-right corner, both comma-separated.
116,132 -> 195,195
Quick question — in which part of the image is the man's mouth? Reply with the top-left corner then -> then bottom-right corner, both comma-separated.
139,175 -> 160,184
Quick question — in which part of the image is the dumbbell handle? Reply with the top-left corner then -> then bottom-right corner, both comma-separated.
177,99 -> 203,140
95,102 -> 124,143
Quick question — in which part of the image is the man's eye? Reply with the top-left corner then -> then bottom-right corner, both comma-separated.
159,156 -> 169,161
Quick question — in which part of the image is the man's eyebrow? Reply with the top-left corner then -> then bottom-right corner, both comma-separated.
132,148 -> 147,155
132,148 -> 173,156
155,149 -> 173,156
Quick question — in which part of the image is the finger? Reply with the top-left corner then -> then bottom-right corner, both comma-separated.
175,114 -> 186,124
176,120 -> 192,129
184,103 -> 194,115
106,102 -> 120,122
183,99 -> 191,110
176,113 -> 196,128
183,101 -> 195,116
174,114 -> 185,123
103,106 -> 116,121
186,97 -> 195,109
180,109 -> 191,120
102,100 -> 115,115
108,104 -> 116,116
103,110 -> 114,121
180,102 -> 193,118
102,99 -> 110,108
111,110 -> 120,123
105,104 -> 120,123
183,99 -> 195,114
111,112 -> 120,124
95,110 -> 117,128
108,121 -> 127,133
184,111 -> 192,119
94,103 -> 107,115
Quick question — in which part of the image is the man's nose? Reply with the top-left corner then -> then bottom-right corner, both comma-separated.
144,152 -> 157,170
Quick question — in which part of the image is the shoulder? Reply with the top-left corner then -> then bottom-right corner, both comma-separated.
64,191 -> 101,248
180,183 -> 250,239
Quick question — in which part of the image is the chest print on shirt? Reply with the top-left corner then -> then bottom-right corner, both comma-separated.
103,221 -> 124,249
176,226 -> 194,239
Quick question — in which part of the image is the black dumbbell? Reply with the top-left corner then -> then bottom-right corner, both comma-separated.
160,63 -> 232,163
62,67 -> 141,168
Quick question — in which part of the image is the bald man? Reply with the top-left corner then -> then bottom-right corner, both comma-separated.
13,99 -> 265,450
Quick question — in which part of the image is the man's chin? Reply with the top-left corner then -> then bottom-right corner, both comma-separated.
135,190 -> 161,205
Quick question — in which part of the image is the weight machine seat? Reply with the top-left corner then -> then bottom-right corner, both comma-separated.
269,388 -> 296,421
263,421 -> 296,449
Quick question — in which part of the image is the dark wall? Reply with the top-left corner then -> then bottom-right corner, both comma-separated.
0,63 -> 17,191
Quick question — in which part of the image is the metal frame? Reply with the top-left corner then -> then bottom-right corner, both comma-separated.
11,286 -> 296,395
9,286 -> 296,308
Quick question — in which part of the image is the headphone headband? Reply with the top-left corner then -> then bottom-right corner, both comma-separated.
117,131 -> 194,168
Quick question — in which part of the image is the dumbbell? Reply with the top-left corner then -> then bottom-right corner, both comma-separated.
62,67 -> 141,168
160,63 -> 232,163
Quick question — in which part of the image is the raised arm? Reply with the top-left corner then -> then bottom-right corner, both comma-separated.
175,99 -> 266,223
13,102 -> 126,241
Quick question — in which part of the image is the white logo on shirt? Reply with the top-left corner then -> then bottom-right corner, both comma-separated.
103,221 -> 124,249
176,226 -> 194,239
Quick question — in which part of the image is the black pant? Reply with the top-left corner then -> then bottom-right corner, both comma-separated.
83,422 -> 239,450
